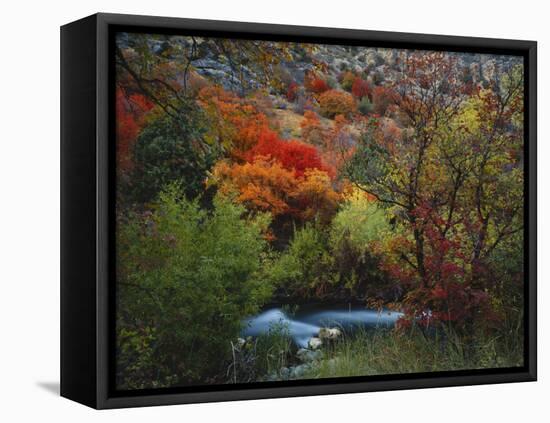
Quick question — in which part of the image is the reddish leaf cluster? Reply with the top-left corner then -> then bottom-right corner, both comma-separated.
305,71 -> 330,94
396,280 -> 493,330
371,86 -> 398,116
116,87 -> 154,173
286,82 -> 299,102
388,202 -> 496,327
309,78 -> 330,94
351,77 -> 371,99
244,128 -> 335,179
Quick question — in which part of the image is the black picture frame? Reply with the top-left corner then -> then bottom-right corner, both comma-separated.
61,12 -> 537,409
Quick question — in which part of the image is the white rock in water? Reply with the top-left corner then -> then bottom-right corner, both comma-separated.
318,327 -> 342,340
308,337 -> 322,350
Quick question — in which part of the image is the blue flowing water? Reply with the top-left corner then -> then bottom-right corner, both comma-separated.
242,305 -> 403,347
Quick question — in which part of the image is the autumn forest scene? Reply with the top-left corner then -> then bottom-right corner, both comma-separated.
114,31 -> 525,390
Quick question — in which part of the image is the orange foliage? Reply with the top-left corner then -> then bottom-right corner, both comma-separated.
213,157 -> 296,216
318,89 -> 356,119
198,86 -> 270,156
213,157 -> 340,223
293,169 -> 340,222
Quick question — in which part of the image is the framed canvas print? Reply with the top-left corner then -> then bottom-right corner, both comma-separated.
60,13 -> 537,409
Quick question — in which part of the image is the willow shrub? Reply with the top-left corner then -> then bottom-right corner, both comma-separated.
268,196 -> 394,301
116,185 -> 272,389
267,224 -> 334,299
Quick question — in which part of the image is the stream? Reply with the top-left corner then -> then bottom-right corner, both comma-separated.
242,304 -> 403,347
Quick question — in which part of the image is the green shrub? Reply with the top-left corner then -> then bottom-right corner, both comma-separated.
268,196 -> 394,301
116,185 -> 272,389
330,191 -> 389,249
328,191 -> 393,297
339,71 -> 356,92
130,107 -> 219,204
326,76 -> 337,89
268,224 -> 332,297
371,69 -> 385,86
358,97 -> 374,116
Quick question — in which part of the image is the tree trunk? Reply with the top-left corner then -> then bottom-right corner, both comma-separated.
413,227 -> 427,287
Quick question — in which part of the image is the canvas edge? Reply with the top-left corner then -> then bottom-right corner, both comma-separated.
60,14 -> 99,409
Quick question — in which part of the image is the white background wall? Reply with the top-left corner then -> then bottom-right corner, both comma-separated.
0,0 -> 546,421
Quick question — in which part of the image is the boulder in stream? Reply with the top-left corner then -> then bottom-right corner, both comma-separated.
308,337 -> 322,349
318,327 -> 342,340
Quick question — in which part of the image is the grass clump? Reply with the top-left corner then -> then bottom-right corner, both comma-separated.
303,324 -> 524,379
